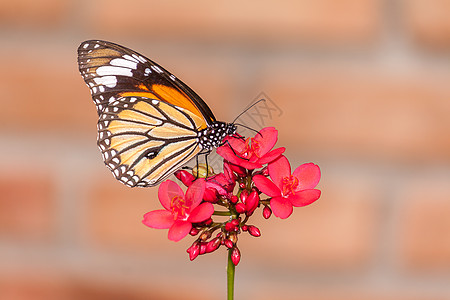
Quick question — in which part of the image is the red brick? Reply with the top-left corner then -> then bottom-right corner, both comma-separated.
0,168 -> 56,240
250,288 -> 448,300
0,268 -> 215,300
67,276 -> 215,300
397,174 -> 450,272
0,45 -> 96,134
86,175 -> 158,248
239,171 -> 380,271
403,0 -> 450,49
258,65 -> 450,162
0,0 -> 70,28
0,271 -> 68,300
86,0 -> 380,45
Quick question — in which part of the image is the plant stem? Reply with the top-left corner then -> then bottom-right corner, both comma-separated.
227,249 -> 235,300
213,210 -> 232,216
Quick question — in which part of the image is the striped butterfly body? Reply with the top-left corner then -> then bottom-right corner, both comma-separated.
77,40 -> 236,187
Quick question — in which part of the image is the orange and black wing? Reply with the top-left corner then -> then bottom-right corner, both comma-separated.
77,40 -> 215,187
77,40 -> 216,128
95,95 -> 206,187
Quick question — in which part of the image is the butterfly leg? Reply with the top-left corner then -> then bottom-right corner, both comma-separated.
221,139 -> 249,161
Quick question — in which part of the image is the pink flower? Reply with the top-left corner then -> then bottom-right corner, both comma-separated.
204,161 -> 236,199
142,179 -> 214,242
217,127 -> 285,169
253,156 -> 321,219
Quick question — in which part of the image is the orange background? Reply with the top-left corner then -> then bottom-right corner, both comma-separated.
1,0 -> 450,299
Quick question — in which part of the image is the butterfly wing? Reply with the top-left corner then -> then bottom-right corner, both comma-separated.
77,40 -> 214,186
77,40 -> 216,127
97,95 -> 205,187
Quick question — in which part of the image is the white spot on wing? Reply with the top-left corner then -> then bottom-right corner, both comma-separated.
123,55 -> 139,63
151,65 -> 163,73
110,58 -> 138,69
96,66 -> 133,77
93,76 -> 118,88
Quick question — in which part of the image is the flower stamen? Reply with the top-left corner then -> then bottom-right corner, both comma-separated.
171,195 -> 189,220
281,175 -> 299,196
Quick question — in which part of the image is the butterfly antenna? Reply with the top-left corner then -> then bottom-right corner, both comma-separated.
234,123 -> 262,137
232,99 -> 266,124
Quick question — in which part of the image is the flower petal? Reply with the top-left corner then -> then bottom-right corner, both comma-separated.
289,189 -> 321,207
216,145 -> 242,164
223,135 -> 246,154
253,175 -> 281,197
168,220 -> 192,242
257,147 -> 285,164
268,156 -> 291,189
270,196 -> 293,219
188,202 -> 214,223
217,146 -> 262,169
292,163 -> 321,190
206,180 -> 228,196
158,180 -> 184,211
142,210 -> 174,229
185,178 -> 206,209
253,127 -> 278,156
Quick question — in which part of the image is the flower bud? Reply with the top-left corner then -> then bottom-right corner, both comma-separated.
199,242 -> 207,255
240,189 -> 248,203
203,188 -> 218,203
229,163 -> 246,176
225,222 -> 235,232
189,227 -> 200,236
206,238 -> 221,253
241,225 -> 248,231
239,182 -> 246,189
235,203 -> 246,214
224,239 -> 234,249
200,230 -> 212,241
203,218 -> 213,226
175,170 -> 195,187
187,242 -> 200,261
230,218 -> 240,227
260,166 -> 269,176
230,195 -> 238,204
231,247 -> 241,266
223,161 -> 237,182
247,225 -> 261,237
228,232 -> 238,244
262,206 -> 272,219
245,190 -> 259,215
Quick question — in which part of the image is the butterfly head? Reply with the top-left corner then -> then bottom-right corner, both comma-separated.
227,123 -> 237,136
198,122 -> 236,151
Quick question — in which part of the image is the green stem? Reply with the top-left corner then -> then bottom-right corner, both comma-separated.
213,210 -> 232,216
227,249 -> 235,300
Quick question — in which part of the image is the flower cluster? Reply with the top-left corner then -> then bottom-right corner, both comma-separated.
142,127 -> 321,265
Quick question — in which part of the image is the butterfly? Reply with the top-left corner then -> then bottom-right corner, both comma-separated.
77,40 -> 237,187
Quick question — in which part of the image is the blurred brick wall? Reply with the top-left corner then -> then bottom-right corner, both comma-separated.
1,0 -> 450,299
